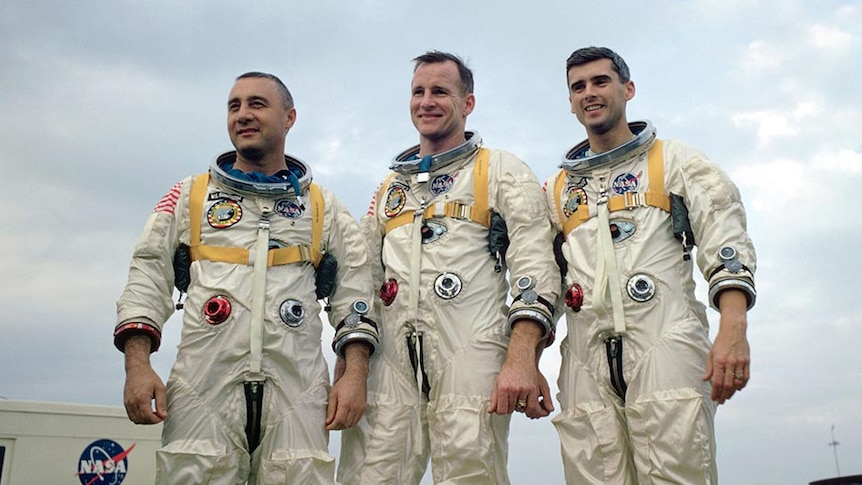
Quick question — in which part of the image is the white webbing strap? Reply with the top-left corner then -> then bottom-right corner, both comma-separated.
594,196 -> 627,334
248,204 -> 272,380
408,205 -> 426,454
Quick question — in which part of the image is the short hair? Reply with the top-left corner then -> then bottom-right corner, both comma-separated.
565,46 -> 631,84
236,71 -> 294,109
413,51 -> 474,95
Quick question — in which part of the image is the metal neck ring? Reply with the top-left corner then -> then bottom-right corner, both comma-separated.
390,131 -> 482,174
560,120 -> 656,172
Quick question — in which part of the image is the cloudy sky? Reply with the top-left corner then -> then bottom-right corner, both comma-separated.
1,0 -> 860,483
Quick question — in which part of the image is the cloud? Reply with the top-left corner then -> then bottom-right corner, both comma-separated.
732,110 -> 798,146
741,40 -> 785,72
808,24 -> 853,50
814,147 -> 862,172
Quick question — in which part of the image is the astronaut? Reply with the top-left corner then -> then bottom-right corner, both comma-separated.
546,47 -> 756,484
337,51 -> 560,485
115,72 -> 378,485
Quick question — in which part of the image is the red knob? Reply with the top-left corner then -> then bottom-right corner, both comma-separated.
204,295 -> 232,324
565,283 -> 584,312
379,278 -> 398,306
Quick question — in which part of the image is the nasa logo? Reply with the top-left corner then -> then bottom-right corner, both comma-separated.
275,199 -> 304,219
75,439 -> 135,485
611,172 -> 641,195
429,174 -> 455,196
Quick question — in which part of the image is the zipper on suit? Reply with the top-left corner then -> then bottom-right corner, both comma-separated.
605,336 -> 628,402
407,330 -> 431,398
244,380 -> 265,452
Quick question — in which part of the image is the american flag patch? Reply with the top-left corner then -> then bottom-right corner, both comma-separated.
367,179 -> 387,216
366,192 -> 378,216
153,181 -> 183,214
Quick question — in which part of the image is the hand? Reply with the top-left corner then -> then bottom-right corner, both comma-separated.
123,335 -> 167,424
326,344 -> 370,431
488,319 -> 551,418
703,290 -> 750,404
489,356 -> 538,415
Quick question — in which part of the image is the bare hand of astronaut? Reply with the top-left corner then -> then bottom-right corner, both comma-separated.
704,289 -> 751,404
326,343 -> 371,431
123,335 -> 167,425
489,320 -> 553,418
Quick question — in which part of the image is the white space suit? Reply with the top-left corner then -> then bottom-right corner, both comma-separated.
114,151 -> 378,485
338,133 -> 560,485
546,122 -> 756,484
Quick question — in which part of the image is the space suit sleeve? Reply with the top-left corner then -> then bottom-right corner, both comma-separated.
543,175 -> 572,321
323,187 -> 380,357
115,177 -> 192,352
492,151 -> 561,342
667,141 -> 757,310
360,184 -> 387,292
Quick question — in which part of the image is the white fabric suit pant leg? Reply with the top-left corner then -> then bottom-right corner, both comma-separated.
553,316 -> 718,485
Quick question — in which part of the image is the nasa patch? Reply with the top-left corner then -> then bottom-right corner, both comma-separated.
75,439 -> 134,485
429,174 -> 455,196
611,172 -> 641,195
275,199 -> 304,219
563,186 -> 588,217
207,199 -> 243,229
384,184 -> 408,218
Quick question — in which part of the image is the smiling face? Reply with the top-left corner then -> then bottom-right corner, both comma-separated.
227,77 -> 296,172
410,60 -> 475,156
567,58 -> 635,152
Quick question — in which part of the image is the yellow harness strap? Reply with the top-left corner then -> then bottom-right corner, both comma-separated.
188,173 -> 324,268
384,148 -> 491,234
558,140 -> 669,235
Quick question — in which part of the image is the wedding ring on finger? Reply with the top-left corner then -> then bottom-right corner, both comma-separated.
516,399 -> 527,411
733,371 -> 744,382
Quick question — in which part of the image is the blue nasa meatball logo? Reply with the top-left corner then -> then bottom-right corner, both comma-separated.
275,198 -> 305,219
76,439 -> 134,485
429,174 -> 455,195
611,172 -> 640,195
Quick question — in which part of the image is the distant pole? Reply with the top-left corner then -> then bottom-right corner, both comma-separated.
828,425 -> 841,477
